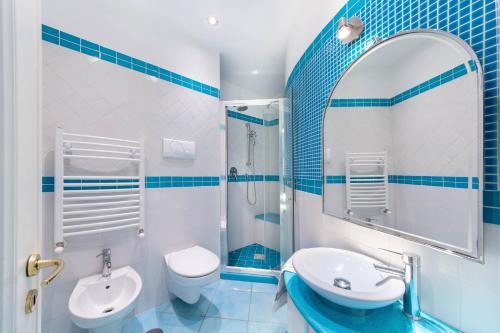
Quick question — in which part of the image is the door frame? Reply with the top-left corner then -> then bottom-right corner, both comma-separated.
0,0 -> 42,331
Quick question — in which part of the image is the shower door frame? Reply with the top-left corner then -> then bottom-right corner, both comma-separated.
220,98 -> 293,276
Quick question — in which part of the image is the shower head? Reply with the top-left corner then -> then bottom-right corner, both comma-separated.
236,106 -> 248,112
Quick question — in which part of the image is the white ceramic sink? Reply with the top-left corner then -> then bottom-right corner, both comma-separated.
292,248 -> 405,310
69,266 -> 142,333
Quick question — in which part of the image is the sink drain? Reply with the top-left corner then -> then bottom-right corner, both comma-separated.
333,278 -> 351,290
102,307 -> 114,313
146,329 -> 164,333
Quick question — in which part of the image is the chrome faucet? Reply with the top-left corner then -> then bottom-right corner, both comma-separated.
97,248 -> 112,278
374,250 -> 421,320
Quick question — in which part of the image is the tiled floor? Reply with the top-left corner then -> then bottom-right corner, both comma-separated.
123,280 -> 287,333
228,243 -> 280,270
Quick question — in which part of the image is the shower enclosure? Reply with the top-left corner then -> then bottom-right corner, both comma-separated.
223,99 -> 293,273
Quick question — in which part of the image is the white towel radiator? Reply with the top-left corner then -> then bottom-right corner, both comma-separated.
345,152 -> 390,215
53,128 -> 145,253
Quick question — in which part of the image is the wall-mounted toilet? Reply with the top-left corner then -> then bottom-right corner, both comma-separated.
164,246 -> 220,304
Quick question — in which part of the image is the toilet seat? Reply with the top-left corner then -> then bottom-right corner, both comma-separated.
168,246 -> 219,278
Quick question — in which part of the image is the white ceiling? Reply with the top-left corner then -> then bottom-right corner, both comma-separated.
148,0 -> 304,100
43,0 -> 305,100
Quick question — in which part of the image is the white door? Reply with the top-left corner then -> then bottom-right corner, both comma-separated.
1,0 -> 42,332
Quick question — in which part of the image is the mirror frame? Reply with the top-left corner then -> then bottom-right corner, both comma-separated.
322,30 -> 484,262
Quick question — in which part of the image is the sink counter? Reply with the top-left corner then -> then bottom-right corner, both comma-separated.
284,272 -> 462,333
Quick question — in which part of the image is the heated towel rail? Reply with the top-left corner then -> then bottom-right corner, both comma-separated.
53,128 -> 145,253
345,152 -> 390,215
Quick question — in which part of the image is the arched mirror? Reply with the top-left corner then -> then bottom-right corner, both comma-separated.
323,31 -> 483,261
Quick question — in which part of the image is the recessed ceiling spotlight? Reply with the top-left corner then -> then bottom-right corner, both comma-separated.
336,16 -> 364,44
207,16 -> 219,26
251,70 -> 259,75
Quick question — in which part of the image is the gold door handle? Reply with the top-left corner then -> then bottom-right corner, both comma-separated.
26,254 -> 64,287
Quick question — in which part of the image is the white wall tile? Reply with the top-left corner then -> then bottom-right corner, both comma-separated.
41,42 -> 220,332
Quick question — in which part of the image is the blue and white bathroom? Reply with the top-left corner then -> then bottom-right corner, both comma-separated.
1,0 -> 499,333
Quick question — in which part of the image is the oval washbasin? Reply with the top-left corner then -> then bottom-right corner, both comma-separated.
69,265 -> 142,331
292,248 -> 405,310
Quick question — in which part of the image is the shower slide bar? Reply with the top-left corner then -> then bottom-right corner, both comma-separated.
54,128 -> 145,253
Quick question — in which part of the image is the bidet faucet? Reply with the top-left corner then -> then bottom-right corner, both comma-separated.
97,248 -> 112,278
374,250 -> 421,320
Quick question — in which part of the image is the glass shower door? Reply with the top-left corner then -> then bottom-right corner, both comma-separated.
225,100 -> 292,272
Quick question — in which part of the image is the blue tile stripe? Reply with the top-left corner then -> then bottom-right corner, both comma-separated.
325,175 -> 479,189
227,111 -> 263,125
220,271 -> 278,284
42,176 -> 219,192
228,175 -> 280,182
330,63 -> 471,108
41,24 -> 220,98
227,111 -> 279,127
325,175 -> 347,184
331,98 -> 391,107
285,0 -> 499,225
264,118 -> 279,126
42,176 -> 55,192
145,176 -> 219,188
63,178 -> 139,191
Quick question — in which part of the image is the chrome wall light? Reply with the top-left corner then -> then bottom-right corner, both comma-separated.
336,16 -> 364,44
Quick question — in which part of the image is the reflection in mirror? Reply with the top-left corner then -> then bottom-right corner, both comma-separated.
323,31 -> 483,260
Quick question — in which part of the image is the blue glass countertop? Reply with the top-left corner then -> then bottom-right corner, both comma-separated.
284,272 -> 462,333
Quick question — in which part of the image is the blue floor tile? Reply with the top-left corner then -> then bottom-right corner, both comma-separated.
123,280 -> 288,333
228,243 -> 280,270
252,282 -> 278,294
123,308 -> 203,333
206,289 -> 251,320
249,292 -> 287,324
163,287 -> 217,317
218,279 -> 253,292
247,322 -> 287,333
199,317 -> 248,333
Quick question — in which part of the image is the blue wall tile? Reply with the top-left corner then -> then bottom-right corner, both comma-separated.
285,0 -> 499,224
41,24 -> 220,99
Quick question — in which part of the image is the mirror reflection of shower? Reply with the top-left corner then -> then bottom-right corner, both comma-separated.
246,123 -> 257,205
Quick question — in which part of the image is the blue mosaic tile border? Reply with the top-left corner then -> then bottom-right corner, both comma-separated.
325,175 -> 346,184
228,175 -> 280,182
330,63 -> 471,107
325,175 -> 479,189
145,176 -> 219,188
227,110 -> 263,125
264,118 -> 279,126
42,176 -> 219,192
285,0 -> 499,224
227,111 -> 279,126
390,175 -> 481,189
42,176 -> 55,192
41,24 -> 220,98
64,178 -> 139,191
331,98 -> 392,107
